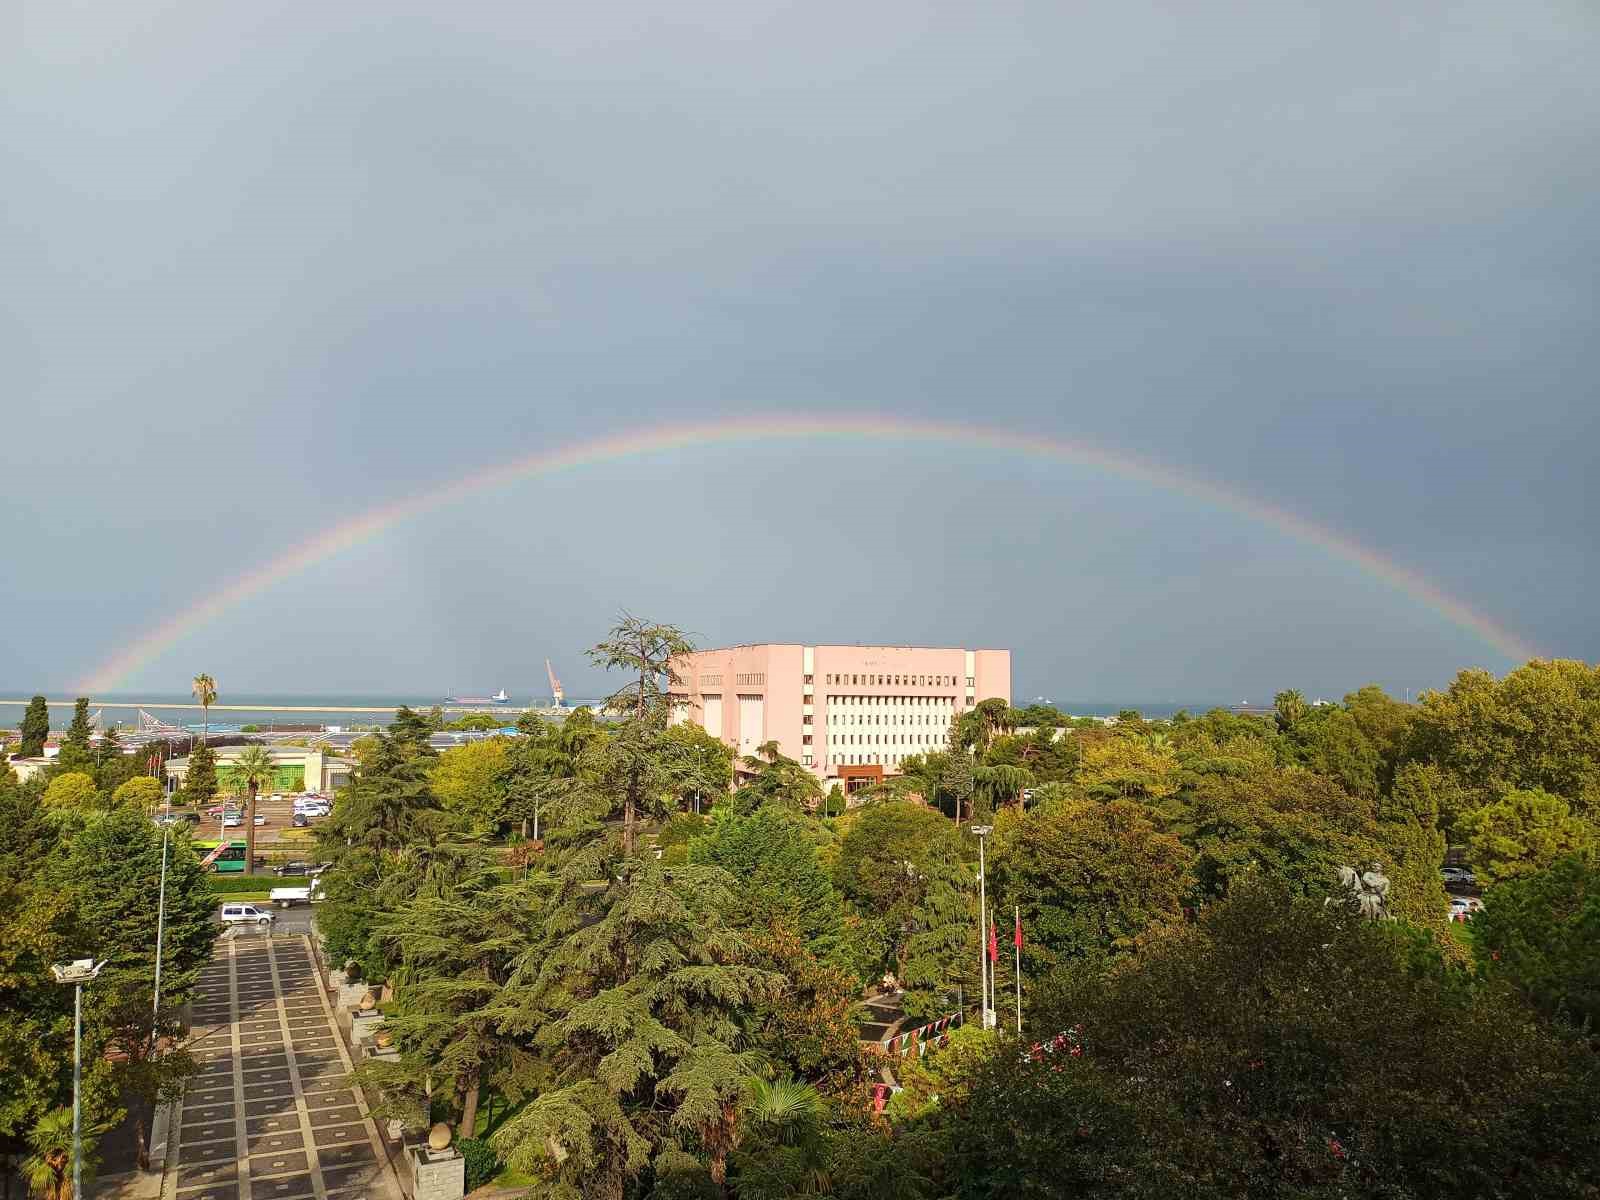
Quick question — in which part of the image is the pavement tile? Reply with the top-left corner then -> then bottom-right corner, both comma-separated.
319,1165 -> 384,1194
244,1097 -> 298,1118
245,1113 -> 301,1137
183,1104 -> 236,1125
176,1140 -> 238,1165
311,1124 -> 369,1148
177,1183 -> 240,1200
240,1068 -> 292,1085
180,1121 -> 236,1146
245,1130 -> 305,1155
306,1106 -> 363,1128
303,1091 -> 359,1112
248,1151 -> 310,1177
248,1174 -> 315,1200
177,1160 -> 238,1187
316,1142 -> 377,1168
243,1082 -> 296,1101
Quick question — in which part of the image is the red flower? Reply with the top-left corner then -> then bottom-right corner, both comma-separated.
1327,1138 -> 1347,1161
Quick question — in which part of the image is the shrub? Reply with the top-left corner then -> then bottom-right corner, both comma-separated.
208,874 -> 306,893
456,1137 -> 501,1191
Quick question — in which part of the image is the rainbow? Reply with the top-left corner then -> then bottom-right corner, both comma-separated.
75,414 -> 1538,692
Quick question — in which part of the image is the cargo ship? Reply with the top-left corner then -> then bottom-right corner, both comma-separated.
445,689 -> 511,705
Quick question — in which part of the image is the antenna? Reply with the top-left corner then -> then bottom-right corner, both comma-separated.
545,659 -> 565,708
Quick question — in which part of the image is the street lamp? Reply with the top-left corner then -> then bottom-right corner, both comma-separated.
51,958 -> 106,1200
970,824 -> 993,1030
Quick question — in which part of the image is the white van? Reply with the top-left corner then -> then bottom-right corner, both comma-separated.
220,903 -> 275,927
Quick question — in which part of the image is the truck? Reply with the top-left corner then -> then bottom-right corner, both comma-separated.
268,878 -> 326,908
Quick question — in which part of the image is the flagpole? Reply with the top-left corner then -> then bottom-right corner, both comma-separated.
1011,908 -> 1024,1036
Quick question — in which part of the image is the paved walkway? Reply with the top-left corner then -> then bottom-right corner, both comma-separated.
168,934 -> 404,1200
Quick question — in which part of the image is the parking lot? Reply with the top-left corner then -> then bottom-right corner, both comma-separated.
172,933 -> 401,1200
168,794 -> 331,854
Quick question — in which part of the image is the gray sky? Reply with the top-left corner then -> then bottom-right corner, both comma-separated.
4,0 -> 1596,704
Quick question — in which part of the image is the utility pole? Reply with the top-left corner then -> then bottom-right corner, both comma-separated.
52,960 -> 105,1200
971,824 -> 993,1030
1013,904 -> 1022,1035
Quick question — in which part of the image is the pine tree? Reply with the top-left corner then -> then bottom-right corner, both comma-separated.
19,695 -> 50,757
59,699 -> 94,771
491,861 -> 783,1196
179,743 -> 218,806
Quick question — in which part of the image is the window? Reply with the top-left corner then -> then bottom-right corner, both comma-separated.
802,735 -> 812,745
802,713 -> 812,724
966,676 -> 975,687
804,674 -> 813,684
736,672 -> 766,686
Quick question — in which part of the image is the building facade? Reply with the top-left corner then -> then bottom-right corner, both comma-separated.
669,644 -> 1010,788
165,745 -> 355,795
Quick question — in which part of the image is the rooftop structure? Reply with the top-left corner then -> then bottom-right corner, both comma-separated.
165,744 -> 356,794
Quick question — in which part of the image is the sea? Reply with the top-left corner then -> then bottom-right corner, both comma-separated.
0,692 -> 1214,733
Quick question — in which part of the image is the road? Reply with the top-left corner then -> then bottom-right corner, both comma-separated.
169,932 -> 403,1200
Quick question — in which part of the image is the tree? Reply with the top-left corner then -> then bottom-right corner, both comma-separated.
431,738 -> 511,837
57,700 -> 94,772
21,1108 -> 94,1200
1075,734 -> 1177,803
111,776 -> 163,813
491,862 -> 782,1197
1472,853 -> 1600,1032
587,614 -> 695,855
178,743 -> 217,806
1299,708 -> 1380,800
688,806 -> 844,961
364,858 -> 545,1139
191,674 -> 216,743
1406,660 -> 1600,821
833,803 -> 976,1017
726,1075 -> 830,1200
663,722 -> 733,815
1009,879 -> 1600,1199
994,798 -> 1192,972
43,772 -> 100,811
1273,688 -> 1308,733
1459,788 -> 1595,887
231,745 -> 275,877
732,742 -> 822,815
1377,762 -> 1451,932
19,696 -> 50,758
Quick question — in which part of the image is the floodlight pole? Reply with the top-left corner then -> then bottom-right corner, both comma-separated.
971,824 -> 993,1030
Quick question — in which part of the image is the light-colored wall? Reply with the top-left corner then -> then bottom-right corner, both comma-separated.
673,644 -> 1011,783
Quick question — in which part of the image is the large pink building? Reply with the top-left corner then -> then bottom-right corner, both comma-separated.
669,644 -> 1011,789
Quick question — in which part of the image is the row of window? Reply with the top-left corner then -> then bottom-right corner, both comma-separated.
824,672 -> 971,687
829,713 -> 946,726
735,672 -> 766,685
698,674 -> 722,686
829,733 -> 942,748
827,694 -> 953,707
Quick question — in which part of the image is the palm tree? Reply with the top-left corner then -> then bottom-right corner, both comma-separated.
191,673 -> 217,743
233,744 -> 274,877
740,1074 -> 828,1193
22,1109 -> 78,1200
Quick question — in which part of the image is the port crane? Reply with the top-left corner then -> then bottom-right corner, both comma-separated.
545,659 -> 566,709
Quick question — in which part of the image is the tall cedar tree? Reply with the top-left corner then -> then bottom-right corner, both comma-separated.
491,860 -> 783,1197
178,743 -> 218,807
587,615 -> 695,855
20,695 -> 50,757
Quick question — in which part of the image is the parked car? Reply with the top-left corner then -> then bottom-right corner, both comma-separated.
254,814 -> 268,826
220,813 -> 242,827
220,903 -> 274,928
154,811 -> 202,827
1441,867 -> 1477,887
292,813 -> 309,828
273,860 -> 325,877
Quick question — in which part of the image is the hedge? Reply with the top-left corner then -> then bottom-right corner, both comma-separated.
456,1138 -> 502,1191
208,874 -> 307,893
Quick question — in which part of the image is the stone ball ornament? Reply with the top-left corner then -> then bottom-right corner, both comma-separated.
428,1122 -> 453,1151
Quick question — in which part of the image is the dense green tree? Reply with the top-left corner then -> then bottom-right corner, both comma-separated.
1459,788 -> 1595,887
1342,684 -> 1415,794
1406,660 -> 1600,820
42,772 -> 100,811
362,856 -> 547,1138
19,696 -> 50,758
732,741 -> 823,815
1377,762 -> 1451,931
832,803 -> 976,1017
1472,853 -> 1600,1032
111,776 -> 163,812
1273,688 -> 1308,733
993,798 -> 1192,972
491,861 -> 782,1197
1299,707 -> 1380,799
1075,734 -> 1178,803
430,738 -> 511,836
663,722 -> 733,815
587,613 -> 695,855
1011,879 -> 1600,1199
177,742 -> 218,806
689,806 -> 844,961
57,700 -> 94,773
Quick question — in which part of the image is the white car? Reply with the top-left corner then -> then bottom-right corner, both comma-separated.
220,813 -> 242,827
254,814 -> 268,826
220,903 -> 275,928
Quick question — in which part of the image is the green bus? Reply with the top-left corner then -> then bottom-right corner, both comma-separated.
203,841 -> 249,873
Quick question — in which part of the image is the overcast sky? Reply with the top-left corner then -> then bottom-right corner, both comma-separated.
3,0 -> 1596,704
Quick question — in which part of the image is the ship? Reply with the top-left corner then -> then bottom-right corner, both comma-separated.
446,688 -> 511,705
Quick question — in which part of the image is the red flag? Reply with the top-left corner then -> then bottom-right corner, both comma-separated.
1014,910 -> 1023,950
987,914 -> 999,963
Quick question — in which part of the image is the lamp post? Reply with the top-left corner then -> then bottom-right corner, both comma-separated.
970,824 -> 993,1030
51,959 -> 105,1200
152,790 -> 172,1038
